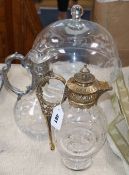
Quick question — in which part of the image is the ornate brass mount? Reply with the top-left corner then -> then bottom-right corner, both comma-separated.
66,65 -> 112,108
36,71 -> 66,150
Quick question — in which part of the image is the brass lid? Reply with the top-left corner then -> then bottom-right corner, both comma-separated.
74,65 -> 95,84
66,65 -> 112,108
67,65 -> 101,95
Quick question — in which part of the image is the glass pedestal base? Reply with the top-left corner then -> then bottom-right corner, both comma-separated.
62,157 -> 92,170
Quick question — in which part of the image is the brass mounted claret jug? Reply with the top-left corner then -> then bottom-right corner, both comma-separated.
36,65 -> 112,170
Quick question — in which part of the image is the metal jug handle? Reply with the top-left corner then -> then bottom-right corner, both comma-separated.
36,71 -> 66,150
2,52 -> 32,97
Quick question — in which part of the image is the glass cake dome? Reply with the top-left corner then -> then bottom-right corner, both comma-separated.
27,5 -> 121,84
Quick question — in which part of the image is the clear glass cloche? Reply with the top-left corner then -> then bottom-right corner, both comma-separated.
27,5 -> 121,84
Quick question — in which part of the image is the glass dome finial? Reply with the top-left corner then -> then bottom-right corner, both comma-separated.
71,5 -> 83,20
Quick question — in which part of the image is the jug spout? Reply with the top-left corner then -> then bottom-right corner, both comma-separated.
98,81 -> 112,96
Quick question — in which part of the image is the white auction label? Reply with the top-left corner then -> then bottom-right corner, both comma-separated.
51,105 -> 64,130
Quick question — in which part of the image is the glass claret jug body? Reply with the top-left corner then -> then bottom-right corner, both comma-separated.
14,71 -> 65,140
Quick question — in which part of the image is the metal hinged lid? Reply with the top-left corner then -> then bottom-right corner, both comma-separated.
66,65 -> 112,108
